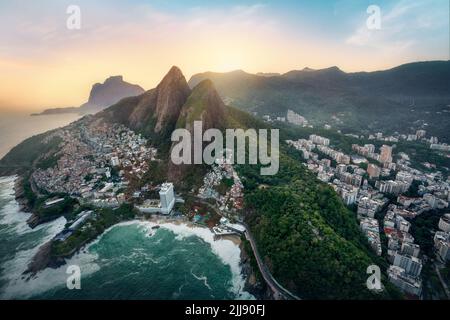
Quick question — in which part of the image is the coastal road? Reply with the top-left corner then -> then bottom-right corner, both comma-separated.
193,197 -> 300,300
435,264 -> 450,299
242,223 -> 301,300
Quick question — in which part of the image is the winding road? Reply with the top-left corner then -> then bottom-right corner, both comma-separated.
435,264 -> 450,299
195,198 -> 301,300
241,223 -> 301,300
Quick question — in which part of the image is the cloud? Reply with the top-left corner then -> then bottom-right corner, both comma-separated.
345,0 -> 448,56
0,1 -> 284,109
0,2 -> 273,60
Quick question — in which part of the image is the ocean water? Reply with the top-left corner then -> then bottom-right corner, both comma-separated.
0,176 -> 253,300
0,112 -> 81,158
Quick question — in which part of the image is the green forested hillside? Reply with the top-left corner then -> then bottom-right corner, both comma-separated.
0,131 -> 62,175
237,150 -> 402,299
206,106 -> 401,298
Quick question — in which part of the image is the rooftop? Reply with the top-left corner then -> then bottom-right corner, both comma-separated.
441,214 -> 450,223
160,182 -> 174,193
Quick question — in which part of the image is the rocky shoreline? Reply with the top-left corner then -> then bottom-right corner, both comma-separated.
239,241 -> 272,300
14,176 -> 31,213
23,241 -> 66,277
13,175 -> 49,229
11,175 -> 64,276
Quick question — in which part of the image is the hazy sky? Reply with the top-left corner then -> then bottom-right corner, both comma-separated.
0,0 -> 448,111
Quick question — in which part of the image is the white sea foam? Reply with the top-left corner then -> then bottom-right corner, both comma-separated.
2,221 -> 147,299
0,242 -> 99,299
0,176 -> 69,259
0,208 -> 254,299
0,176 -> 16,199
0,176 -> 81,299
0,221 -> 139,299
161,222 -> 254,300
0,215 -> 79,299
0,176 -> 35,236
0,177 -> 65,237
0,175 -> 17,186
74,219 -> 254,299
191,268 -> 212,291
133,220 -> 254,300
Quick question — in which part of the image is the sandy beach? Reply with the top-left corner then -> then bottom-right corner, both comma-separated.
141,214 -> 242,246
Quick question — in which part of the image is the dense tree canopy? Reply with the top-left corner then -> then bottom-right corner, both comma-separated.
237,150 -> 401,299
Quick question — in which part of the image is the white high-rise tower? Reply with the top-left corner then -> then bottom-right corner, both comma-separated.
159,183 -> 175,214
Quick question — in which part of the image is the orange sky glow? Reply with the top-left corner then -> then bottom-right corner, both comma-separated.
0,1 -> 448,111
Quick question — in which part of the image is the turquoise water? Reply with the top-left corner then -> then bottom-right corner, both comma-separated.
0,176 -> 253,300
0,113 -> 81,158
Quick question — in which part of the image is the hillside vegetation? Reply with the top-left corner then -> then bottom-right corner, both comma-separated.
0,131 -> 62,175
189,61 -> 450,142
237,149 -> 402,299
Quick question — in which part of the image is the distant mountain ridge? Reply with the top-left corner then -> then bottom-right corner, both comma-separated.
190,61 -> 450,95
31,107 -> 79,116
189,61 -> 450,140
33,76 -> 145,116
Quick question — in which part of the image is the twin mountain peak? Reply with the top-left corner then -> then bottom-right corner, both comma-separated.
100,66 -> 227,136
